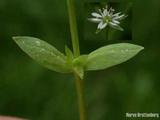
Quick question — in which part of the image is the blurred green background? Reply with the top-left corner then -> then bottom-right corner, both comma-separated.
0,0 -> 160,120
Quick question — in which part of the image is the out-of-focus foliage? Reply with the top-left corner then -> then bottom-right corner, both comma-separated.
0,0 -> 160,120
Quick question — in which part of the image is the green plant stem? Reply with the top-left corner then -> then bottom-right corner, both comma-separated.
67,0 -> 80,57
67,0 -> 86,120
74,75 -> 86,120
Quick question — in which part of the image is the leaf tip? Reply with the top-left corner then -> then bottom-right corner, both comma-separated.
137,45 -> 144,52
12,36 -> 22,42
12,36 -> 17,41
141,46 -> 144,50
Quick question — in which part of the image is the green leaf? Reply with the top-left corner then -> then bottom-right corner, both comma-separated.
86,43 -> 144,71
65,46 -> 74,67
13,36 -> 71,73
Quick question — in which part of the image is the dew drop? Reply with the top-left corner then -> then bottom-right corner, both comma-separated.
40,48 -> 45,52
125,49 -> 129,52
110,50 -> 115,53
36,41 -> 41,46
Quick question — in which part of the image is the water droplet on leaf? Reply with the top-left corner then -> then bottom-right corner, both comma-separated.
36,41 -> 41,46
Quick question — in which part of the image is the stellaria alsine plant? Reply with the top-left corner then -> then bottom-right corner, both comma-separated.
13,1 -> 143,120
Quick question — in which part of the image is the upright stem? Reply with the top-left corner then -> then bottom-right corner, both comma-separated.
74,75 -> 86,120
67,0 -> 86,120
67,0 -> 80,57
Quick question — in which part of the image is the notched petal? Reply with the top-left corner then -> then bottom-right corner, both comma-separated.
91,12 -> 102,18
88,18 -> 102,23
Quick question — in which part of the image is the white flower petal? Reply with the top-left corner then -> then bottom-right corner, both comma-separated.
112,20 -> 120,24
103,9 -> 108,16
98,9 -> 105,17
112,12 -> 121,17
114,14 -> 126,20
100,23 -> 107,29
109,23 -> 123,31
88,18 -> 102,23
98,22 -> 107,29
91,12 -> 102,18
98,22 -> 103,29
109,7 -> 115,15
109,22 -> 118,26
105,5 -> 108,9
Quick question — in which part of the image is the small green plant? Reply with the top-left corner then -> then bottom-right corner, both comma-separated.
13,0 -> 143,120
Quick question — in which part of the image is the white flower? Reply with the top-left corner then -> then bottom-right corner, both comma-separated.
88,5 -> 127,33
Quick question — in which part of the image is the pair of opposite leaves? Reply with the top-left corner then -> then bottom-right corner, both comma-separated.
13,36 -> 144,79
